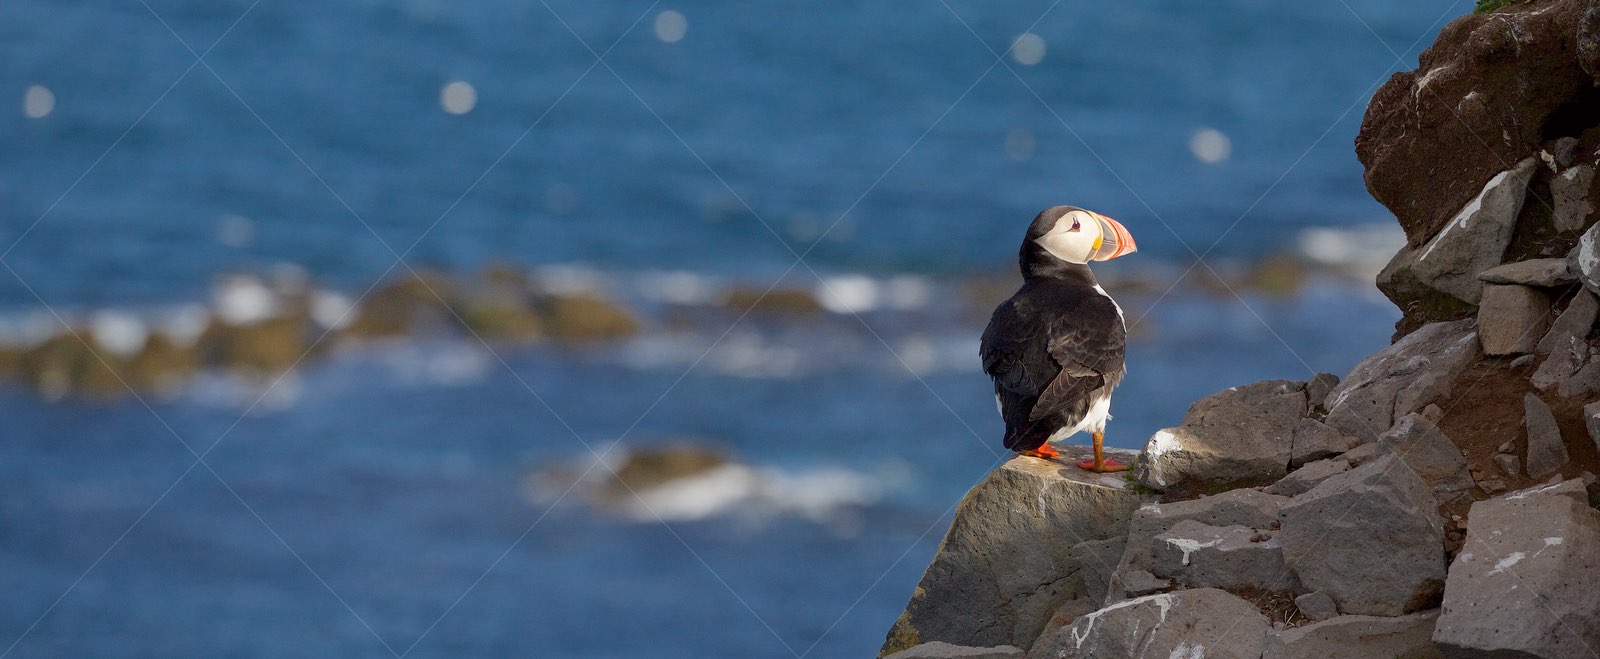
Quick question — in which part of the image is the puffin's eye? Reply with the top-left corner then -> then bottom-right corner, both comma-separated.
1068,218 -> 1081,232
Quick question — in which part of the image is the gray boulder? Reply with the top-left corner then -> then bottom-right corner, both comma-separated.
1134,380 -> 1306,492
880,448 -> 1143,655
1531,332 -> 1595,394
1434,479 -> 1600,658
1587,401 -> 1600,454
1278,455 -> 1445,616
1476,284 -> 1550,356
1304,372 -> 1340,415
1265,457 -> 1352,497
1376,413 -> 1474,500
884,642 -> 1022,659
1324,320 -> 1479,441
1579,221 -> 1600,295
1264,611 -> 1442,659
1523,394 -> 1568,480
1031,589 -> 1269,659
1290,419 -> 1358,468
1109,489 -> 1287,600
1148,520 -> 1298,592
1401,157 -> 1538,305
1535,288 -> 1597,356
1478,258 -> 1578,287
1551,164 -> 1596,233
1292,591 -> 1338,622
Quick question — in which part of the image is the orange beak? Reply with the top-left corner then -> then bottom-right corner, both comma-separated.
1088,212 -> 1137,261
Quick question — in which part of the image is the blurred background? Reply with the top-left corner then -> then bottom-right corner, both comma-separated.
0,1 -> 1461,657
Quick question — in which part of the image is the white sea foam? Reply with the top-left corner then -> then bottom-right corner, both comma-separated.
214,275 -> 280,325
89,310 -> 148,357
816,275 -> 880,313
310,290 -> 356,330
618,463 -> 880,523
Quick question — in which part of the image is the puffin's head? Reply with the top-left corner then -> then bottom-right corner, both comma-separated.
1026,205 -> 1137,265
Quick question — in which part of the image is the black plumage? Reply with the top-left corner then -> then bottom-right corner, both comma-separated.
980,207 -> 1128,453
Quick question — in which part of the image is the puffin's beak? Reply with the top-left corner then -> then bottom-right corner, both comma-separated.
1089,212 -> 1137,261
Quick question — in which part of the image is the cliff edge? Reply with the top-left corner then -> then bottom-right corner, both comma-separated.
883,1 -> 1600,657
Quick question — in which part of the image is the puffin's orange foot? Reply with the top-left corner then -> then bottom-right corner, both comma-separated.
1020,444 -> 1061,460
1077,457 -> 1130,473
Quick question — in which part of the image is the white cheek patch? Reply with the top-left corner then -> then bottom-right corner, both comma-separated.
1037,228 -> 1092,263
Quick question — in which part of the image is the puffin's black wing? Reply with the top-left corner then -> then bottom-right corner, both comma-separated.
981,291 -> 1125,451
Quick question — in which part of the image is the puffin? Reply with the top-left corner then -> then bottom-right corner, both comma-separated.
980,206 -> 1137,472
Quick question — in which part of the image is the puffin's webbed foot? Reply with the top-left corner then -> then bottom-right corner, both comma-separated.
1077,431 -> 1129,472
1020,443 -> 1062,460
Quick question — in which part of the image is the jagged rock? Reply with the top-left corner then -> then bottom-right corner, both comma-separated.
1134,380 -> 1306,492
1579,222 -> 1600,296
1562,354 -> 1600,399
1264,611 -> 1441,659
1343,442 -> 1378,467
1264,457 -> 1351,498
1479,259 -> 1578,287
1115,570 -> 1169,598
1476,478 -> 1507,495
1290,419 -> 1357,468
1278,455 -> 1445,616
1434,479 -> 1600,657
1377,158 -> 1537,306
1147,520 -> 1297,592
1358,0 -> 1592,247
1492,453 -> 1521,480
1551,164 -> 1596,233
1532,332 -> 1594,392
883,642 -> 1021,659
1523,394 -> 1568,480
1510,353 -> 1538,369
1476,284 -> 1550,356
1109,489 -> 1287,601
1031,589 -> 1269,659
1304,372 -> 1339,415
1376,413 -> 1474,500
1587,401 -> 1600,453
1323,320 -> 1479,441
880,448 -> 1141,655
1293,591 -> 1339,623
1536,289 -> 1598,356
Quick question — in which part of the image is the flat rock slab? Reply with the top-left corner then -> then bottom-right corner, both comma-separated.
1290,419 -> 1358,468
1324,320 -> 1479,441
1434,479 -> 1600,657
1265,457 -> 1352,497
883,642 -> 1022,659
1264,611 -> 1442,659
1135,380 -> 1307,492
1476,284 -> 1551,356
880,447 -> 1142,656
1032,589 -> 1269,659
1479,258 -> 1579,287
1523,393 -> 1568,480
1278,454 -> 1445,616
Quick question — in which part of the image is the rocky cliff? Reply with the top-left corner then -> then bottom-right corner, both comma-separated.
881,2 -> 1600,657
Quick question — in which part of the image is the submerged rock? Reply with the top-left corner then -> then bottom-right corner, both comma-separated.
1434,479 -> 1600,657
541,292 -> 640,342
1031,589 -> 1269,659
1277,455 -> 1444,616
880,447 -> 1141,655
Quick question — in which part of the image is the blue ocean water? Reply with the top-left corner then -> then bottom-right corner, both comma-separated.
0,1 -> 1458,657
